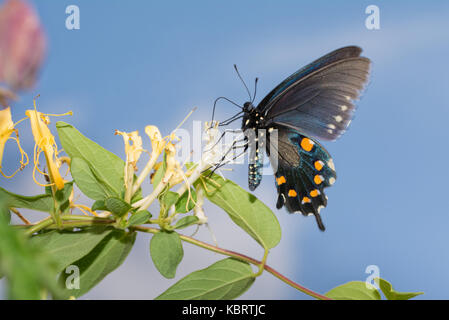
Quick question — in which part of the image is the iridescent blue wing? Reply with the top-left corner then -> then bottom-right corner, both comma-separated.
258,46 -> 363,109
268,125 -> 336,231
259,46 -> 370,141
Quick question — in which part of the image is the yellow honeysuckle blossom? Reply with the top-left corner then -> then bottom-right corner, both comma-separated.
133,141 -> 178,211
115,129 -> 143,202
146,125 -> 165,155
115,130 -> 143,168
0,106 -> 28,178
26,101 -> 71,190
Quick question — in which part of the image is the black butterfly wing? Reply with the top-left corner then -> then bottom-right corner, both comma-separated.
268,125 -> 336,231
259,46 -> 371,141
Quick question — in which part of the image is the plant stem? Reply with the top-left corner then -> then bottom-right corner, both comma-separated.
60,214 -> 114,222
131,225 -> 331,300
45,220 -> 114,230
25,215 -> 115,235
25,217 -> 53,236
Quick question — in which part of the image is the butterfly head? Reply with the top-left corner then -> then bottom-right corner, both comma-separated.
243,101 -> 255,113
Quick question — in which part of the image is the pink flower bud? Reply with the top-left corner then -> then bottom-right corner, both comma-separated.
0,0 -> 46,92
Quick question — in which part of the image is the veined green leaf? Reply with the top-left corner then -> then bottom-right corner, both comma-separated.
326,281 -> 381,300
198,174 -> 281,249
175,188 -> 197,213
71,157 -> 113,200
91,200 -> 107,212
150,231 -> 183,279
173,216 -> 199,229
127,210 -> 152,227
160,191 -> 179,209
0,186 -> 52,212
29,227 -> 114,274
156,258 -> 255,300
159,190 -> 179,218
58,229 -> 136,298
105,197 -> 132,218
54,182 -> 73,214
375,277 -> 423,300
56,122 -> 125,199
0,183 -> 73,214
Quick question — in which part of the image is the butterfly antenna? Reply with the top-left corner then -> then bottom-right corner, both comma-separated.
234,64 -> 252,101
251,77 -> 259,104
211,96 -> 243,124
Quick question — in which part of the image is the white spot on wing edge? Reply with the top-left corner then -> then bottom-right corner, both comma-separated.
329,177 -> 336,185
341,105 -> 348,111
334,115 -> 343,123
327,159 -> 336,171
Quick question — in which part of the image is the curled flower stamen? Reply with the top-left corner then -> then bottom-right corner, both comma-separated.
0,107 -> 29,178
26,100 -> 71,190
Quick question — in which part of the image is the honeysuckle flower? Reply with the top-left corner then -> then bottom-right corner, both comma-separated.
146,125 -> 165,155
0,106 -> 28,177
115,130 -> 143,202
132,125 -> 166,194
0,0 -> 46,103
134,142 -> 178,211
26,102 -> 71,190
115,130 -> 143,167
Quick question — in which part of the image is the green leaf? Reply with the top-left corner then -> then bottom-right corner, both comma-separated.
0,183 -> 73,214
326,281 -> 381,300
150,231 -> 183,279
58,229 -> 136,298
29,227 -> 114,274
127,210 -> 152,227
0,212 -> 63,299
91,200 -> 107,212
152,154 -> 167,188
173,216 -> 199,229
0,186 -> 52,212
0,197 -> 11,223
161,191 -> 179,208
375,278 -> 423,300
198,174 -> 281,249
54,182 -> 74,214
159,190 -> 179,217
105,197 -> 132,218
71,157 -> 113,200
156,258 -> 255,300
175,188 -> 197,213
56,121 -> 125,199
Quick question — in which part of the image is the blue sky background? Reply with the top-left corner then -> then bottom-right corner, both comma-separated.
1,0 -> 449,299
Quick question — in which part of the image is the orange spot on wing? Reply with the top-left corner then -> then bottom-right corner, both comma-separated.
310,189 -> 320,197
302,196 -> 311,204
314,160 -> 324,171
276,176 -> 286,185
301,137 -> 314,152
314,175 -> 323,185
288,189 -> 297,197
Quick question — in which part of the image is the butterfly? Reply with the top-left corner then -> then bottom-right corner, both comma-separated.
237,46 -> 371,231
